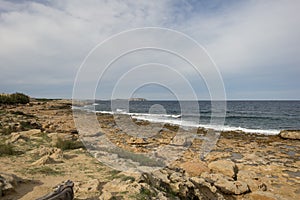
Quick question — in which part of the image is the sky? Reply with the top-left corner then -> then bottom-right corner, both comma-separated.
0,0 -> 299,100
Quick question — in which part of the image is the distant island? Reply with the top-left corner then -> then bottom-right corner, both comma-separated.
128,98 -> 147,101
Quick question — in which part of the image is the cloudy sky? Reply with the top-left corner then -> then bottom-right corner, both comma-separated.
0,0 -> 299,100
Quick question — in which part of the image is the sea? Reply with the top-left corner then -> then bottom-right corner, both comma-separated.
76,100 -> 300,135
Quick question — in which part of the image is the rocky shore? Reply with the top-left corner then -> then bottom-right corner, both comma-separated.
0,99 -> 299,199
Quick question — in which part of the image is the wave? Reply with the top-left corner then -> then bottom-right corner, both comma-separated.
92,109 -> 280,135
130,114 -> 280,135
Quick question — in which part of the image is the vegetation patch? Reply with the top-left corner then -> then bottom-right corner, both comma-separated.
0,142 -> 15,156
55,138 -> 85,150
1,125 -> 16,135
121,175 -> 135,182
10,110 -> 35,118
0,93 -> 30,105
22,166 -> 63,176
131,187 -> 156,199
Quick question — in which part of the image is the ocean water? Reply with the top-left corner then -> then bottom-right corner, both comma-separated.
79,101 -> 300,135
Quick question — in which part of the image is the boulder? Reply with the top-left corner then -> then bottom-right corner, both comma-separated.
0,173 -> 24,196
180,159 -> 209,177
279,130 -> 300,140
208,160 -> 237,179
237,170 -> 267,192
215,179 -> 249,195
201,172 -> 249,195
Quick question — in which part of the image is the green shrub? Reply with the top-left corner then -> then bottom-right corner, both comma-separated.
0,143 -> 15,156
0,93 -> 30,105
55,138 -> 85,150
1,125 -> 16,135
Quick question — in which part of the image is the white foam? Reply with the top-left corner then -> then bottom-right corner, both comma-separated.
94,109 -> 280,135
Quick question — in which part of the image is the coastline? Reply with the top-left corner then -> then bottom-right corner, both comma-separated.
0,99 -> 299,199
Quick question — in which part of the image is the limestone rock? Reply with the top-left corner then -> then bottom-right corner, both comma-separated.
8,132 -> 26,143
280,130 -> 300,140
208,160 -> 237,179
0,173 -> 24,196
74,179 -> 101,193
20,129 -> 41,137
201,172 -> 249,195
31,155 -> 58,166
249,191 -> 281,200
180,159 -> 209,177
238,170 -> 267,192
214,178 -> 249,195
99,178 -> 150,200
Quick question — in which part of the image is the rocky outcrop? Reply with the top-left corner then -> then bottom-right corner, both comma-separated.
201,172 -> 249,195
0,173 -> 24,196
208,160 -> 238,179
31,155 -> 60,166
7,129 -> 42,143
237,170 -> 267,192
280,130 -> 300,140
141,168 -> 229,199
179,159 -> 209,176
74,179 -> 101,193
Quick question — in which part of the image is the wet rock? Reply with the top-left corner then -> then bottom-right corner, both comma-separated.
280,130 -> 300,140
208,159 -> 238,179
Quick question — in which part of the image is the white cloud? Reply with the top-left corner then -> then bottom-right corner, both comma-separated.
0,0 -> 299,99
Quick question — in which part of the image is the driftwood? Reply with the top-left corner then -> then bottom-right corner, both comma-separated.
36,180 -> 74,200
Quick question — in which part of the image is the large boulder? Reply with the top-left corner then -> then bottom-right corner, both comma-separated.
180,159 -> 209,177
201,172 -> 249,195
279,130 -> 300,140
208,160 -> 238,179
214,178 -> 249,195
237,170 -> 267,192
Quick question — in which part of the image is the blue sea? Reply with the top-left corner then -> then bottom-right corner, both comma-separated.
77,101 -> 300,135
